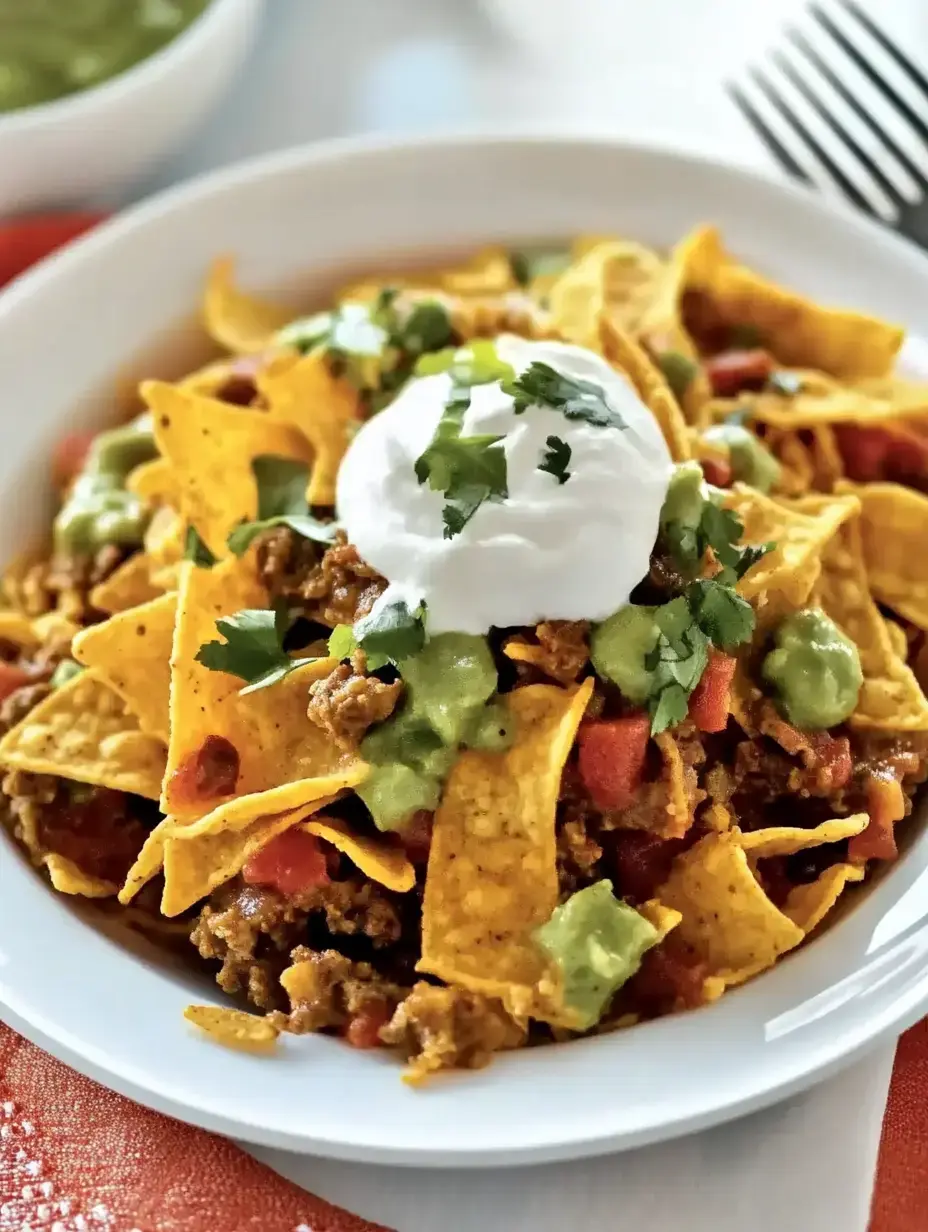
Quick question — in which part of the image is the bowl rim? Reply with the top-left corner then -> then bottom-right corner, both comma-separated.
4,132 -> 928,1165
0,0 -> 260,134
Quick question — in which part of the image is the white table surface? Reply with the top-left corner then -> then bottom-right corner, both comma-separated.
142,1 -> 928,1227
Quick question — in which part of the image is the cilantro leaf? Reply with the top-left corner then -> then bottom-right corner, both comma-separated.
686,578 -> 755,651
195,605 -> 319,694
184,525 -> 217,568
353,598 -> 425,664
509,247 -> 571,287
399,301 -> 454,355
650,682 -> 691,735
538,435 -> 572,485
227,456 -> 339,555
503,362 -> 627,430
327,624 -> 358,661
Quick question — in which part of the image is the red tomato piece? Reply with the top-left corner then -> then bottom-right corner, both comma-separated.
805,732 -> 853,794
167,735 -> 239,808
700,455 -> 733,488
848,772 -> 905,862
242,828 -> 330,897
53,431 -> 96,489
606,830 -> 683,902
0,662 -> 31,702
835,424 -> 928,485
0,212 -> 107,289
577,713 -> 651,811
344,1000 -> 391,1049
687,650 -> 736,733
705,348 -> 773,397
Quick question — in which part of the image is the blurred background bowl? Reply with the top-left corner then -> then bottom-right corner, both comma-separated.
0,0 -> 264,216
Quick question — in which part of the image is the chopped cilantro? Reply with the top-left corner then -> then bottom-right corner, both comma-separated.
767,370 -> 803,397
353,598 -> 426,664
686,577 -> 755,651
227,455 -> 339,555
183,525 -> 217,568
664,489 -> 773,585
509,247 -> 571,287
327,624 -> 358,662
656,351 -> 699,401
399,300 -> 455,354
504,362 -> 627,430
195,604 -> 320,694
538,435 -> 572,485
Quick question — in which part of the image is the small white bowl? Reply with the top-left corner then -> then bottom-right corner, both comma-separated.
0,0 -> 264,216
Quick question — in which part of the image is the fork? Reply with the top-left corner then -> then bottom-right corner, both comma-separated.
728,0 -> 928,248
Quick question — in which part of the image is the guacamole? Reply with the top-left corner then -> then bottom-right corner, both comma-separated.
0,0 -> 210,113
761,607 -> 863,729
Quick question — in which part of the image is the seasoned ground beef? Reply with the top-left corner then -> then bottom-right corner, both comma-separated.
0,681 -> 51,733
533,621 -> 590,685
257,529 -> 386,628
380,981 -> 526,1080
556,814 -> 603,896
307,651 -> 402,749
0,625 -> 85,735
269,947 -> 402,1036
191,874 -> 404,1010
256,525 -> 321,600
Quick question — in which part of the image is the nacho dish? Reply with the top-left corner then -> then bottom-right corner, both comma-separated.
3,228 -> 928,1081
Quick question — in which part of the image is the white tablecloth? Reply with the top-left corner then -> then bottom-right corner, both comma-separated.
146,1 -> 928,1226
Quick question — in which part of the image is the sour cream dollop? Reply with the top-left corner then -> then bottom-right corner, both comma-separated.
336,335 -> 673,635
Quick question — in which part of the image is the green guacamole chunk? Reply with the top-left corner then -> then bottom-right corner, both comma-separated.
54,413 -> 158,556
535,880 -> 661,1029
659,460 -> 706,533
0,0 -> 210,114
761,608 -> 863,730
590,604 -> 660,704
357,632 -> 513,832
703,423 -> 781,494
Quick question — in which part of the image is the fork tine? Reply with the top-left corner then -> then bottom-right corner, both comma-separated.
726,83 -> 814,186
786,26 -> 928,192
811,3 -> 928,147
772,49 -> 904,207
749,67 -> 876,213
839,0 -> 928,105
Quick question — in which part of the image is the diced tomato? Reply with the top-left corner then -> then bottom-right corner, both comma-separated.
53,431 -> 96,489
606,830 -> 684,902
344,1000 -> 391,1049
624,936 -> 709,1016
704,348 -> 774,397
700,455 -> 733,488
0,661 -> 31,702
687,651 -> 736,733
835,424 -> 928,486
848,772 -> 905,862
167,734 -> 239,808
0,212 -> 107,289
805,732 -> 853,794
242,828 -> 330,897
577,713 -> 651,811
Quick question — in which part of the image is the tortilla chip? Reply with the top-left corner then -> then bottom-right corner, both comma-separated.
126,457 -> 179,505
724,370 -> 928,435
89,553 -> 164,615
599,314 -> 691,462
439,246 -> 515,297
0,669 -> 164,799
142,380 -> 311,557
813,513 -> 928,730
160,798 -> 334,916
304,815 -> 415,893
44,853 -> 117,898
762,427 -> 815,497
258,350 -> 362,506
144,504 -> 185,589
727,485 -> 859,611
30,611 -> 79,646
202,256 -> 293,355
72,594 -> 176,741
418,678 -> 594,1025
184,1004 -> 279,1051
738,813 -> 869,860
163,556 -> 363,823
783,863 -> 866,934
851,481 -> 928,632
680,225 -> 903,378
0,610 -> 39,649
549,240 -> 668,349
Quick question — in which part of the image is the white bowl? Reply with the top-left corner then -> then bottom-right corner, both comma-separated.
0,0 -> 263,215
2,135 -> 928,1167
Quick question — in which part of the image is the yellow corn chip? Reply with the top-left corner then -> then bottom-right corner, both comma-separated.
548,240 -> 668,349
729,369 -> 928,434
418,678 -> 594,1025
637,898 -> 683,938
599,314 -> 692,462
738,813 -> 869,860
0,610 -> 39,648
160,798 -> 334,916
813,514 -> 928,730
304,815 -> 415,893
783,863 -> 866,934
144,504 -> 185,590
884,616 -> 910,662
184,1004 -> 279,1051
72,594 -> 176,741
44,853 -> 116,898
142,380 -> 311,557
258,350 -> 362,506
439,246 -> 515,297
0,669 -> 165,799
30,611 -> 79,646
680,225 -> 903,378
126,456 -> 179,505
163,556 -> 363,823
89,553 -> 164,615
851,481 -> 928,631
727,485 -> 859,610
202,256 -> 293,354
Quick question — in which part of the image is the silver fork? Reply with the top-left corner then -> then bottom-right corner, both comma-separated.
728,0 -> 928,248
